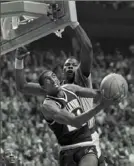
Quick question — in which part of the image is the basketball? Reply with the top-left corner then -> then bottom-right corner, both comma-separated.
100,73 -> 128,101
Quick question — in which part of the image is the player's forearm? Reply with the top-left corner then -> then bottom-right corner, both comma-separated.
43,102 -> 103,129
15,58 -> 46,96
73,24 -> 93,76
66,84 -> 99,98
72,104 -> 103,127
73,24 -> 92,51
15,59 -> 27,92
76,87 -> 99,98
43,104 -> 76,126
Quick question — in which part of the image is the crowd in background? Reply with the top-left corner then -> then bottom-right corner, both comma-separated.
92,1 -> 134,10
0,29 -> 134,166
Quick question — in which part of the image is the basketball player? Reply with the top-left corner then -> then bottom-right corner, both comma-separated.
38,70 -> 115,166
15,22 -> 107,166
15,63 -> 114,166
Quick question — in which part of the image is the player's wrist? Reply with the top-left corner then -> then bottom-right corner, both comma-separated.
94,89 -> 102,102
15,58 -> 24,69
71,22 -> 79,29
94,103 -> 103,115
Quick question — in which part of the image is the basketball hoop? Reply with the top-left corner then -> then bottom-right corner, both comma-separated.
0,1 -> 78,55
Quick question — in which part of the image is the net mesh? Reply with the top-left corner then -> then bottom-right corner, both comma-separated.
1,17 -> 13,40
0,15 -> 38,40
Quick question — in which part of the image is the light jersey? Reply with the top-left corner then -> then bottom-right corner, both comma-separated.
63,67 -> 95,129
43,87 -> 97,146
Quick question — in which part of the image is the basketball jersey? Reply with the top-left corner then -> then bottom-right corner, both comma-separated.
74,67 -> 95,128
43,87 -> 96,146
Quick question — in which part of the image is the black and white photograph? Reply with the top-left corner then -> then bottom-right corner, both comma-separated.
0,1 -> 134,166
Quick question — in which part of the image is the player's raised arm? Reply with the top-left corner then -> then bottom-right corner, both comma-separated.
42,98 -> 113,128
71,22 -> 93,77
15,47 -> 45,96
62,84 -> 101,99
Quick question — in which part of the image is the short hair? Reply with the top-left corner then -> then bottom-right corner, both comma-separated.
38,69 -> 51,87
64,57 -> 79,65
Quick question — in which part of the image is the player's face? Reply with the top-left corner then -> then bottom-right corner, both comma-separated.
43,71 -> 60,95
63,58 -> 79,80
4,149 -> 16,164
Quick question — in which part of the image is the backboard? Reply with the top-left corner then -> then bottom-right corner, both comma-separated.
0,0 -> 77,55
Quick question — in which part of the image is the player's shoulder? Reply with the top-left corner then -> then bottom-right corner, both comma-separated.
43,97 -> 62,108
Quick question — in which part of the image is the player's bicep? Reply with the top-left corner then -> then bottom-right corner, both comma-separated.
79,49 -> 93,75
20,82 -> 46,96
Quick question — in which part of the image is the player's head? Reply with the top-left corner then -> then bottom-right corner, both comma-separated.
4,149 -> 16,165
63,57 -> 79,83
38,70 -> 60,95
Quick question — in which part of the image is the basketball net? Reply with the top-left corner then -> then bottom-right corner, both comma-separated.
1,16 -> 36,40
1,16 -> 20,40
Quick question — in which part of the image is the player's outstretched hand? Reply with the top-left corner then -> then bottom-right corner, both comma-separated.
100,90 -> 119,108
15,46 -> 30,60
100,97 -> 114,108
94,90 -> 102,103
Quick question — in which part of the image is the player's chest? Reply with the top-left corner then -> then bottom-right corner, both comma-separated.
57,91 -> 83,116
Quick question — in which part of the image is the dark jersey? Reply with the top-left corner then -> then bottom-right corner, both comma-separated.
43,87 -> 96,146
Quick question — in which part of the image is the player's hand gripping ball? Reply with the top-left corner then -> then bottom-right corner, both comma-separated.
100,73 -> 128,102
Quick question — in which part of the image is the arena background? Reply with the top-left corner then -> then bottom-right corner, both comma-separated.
0,1 -> 134,166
